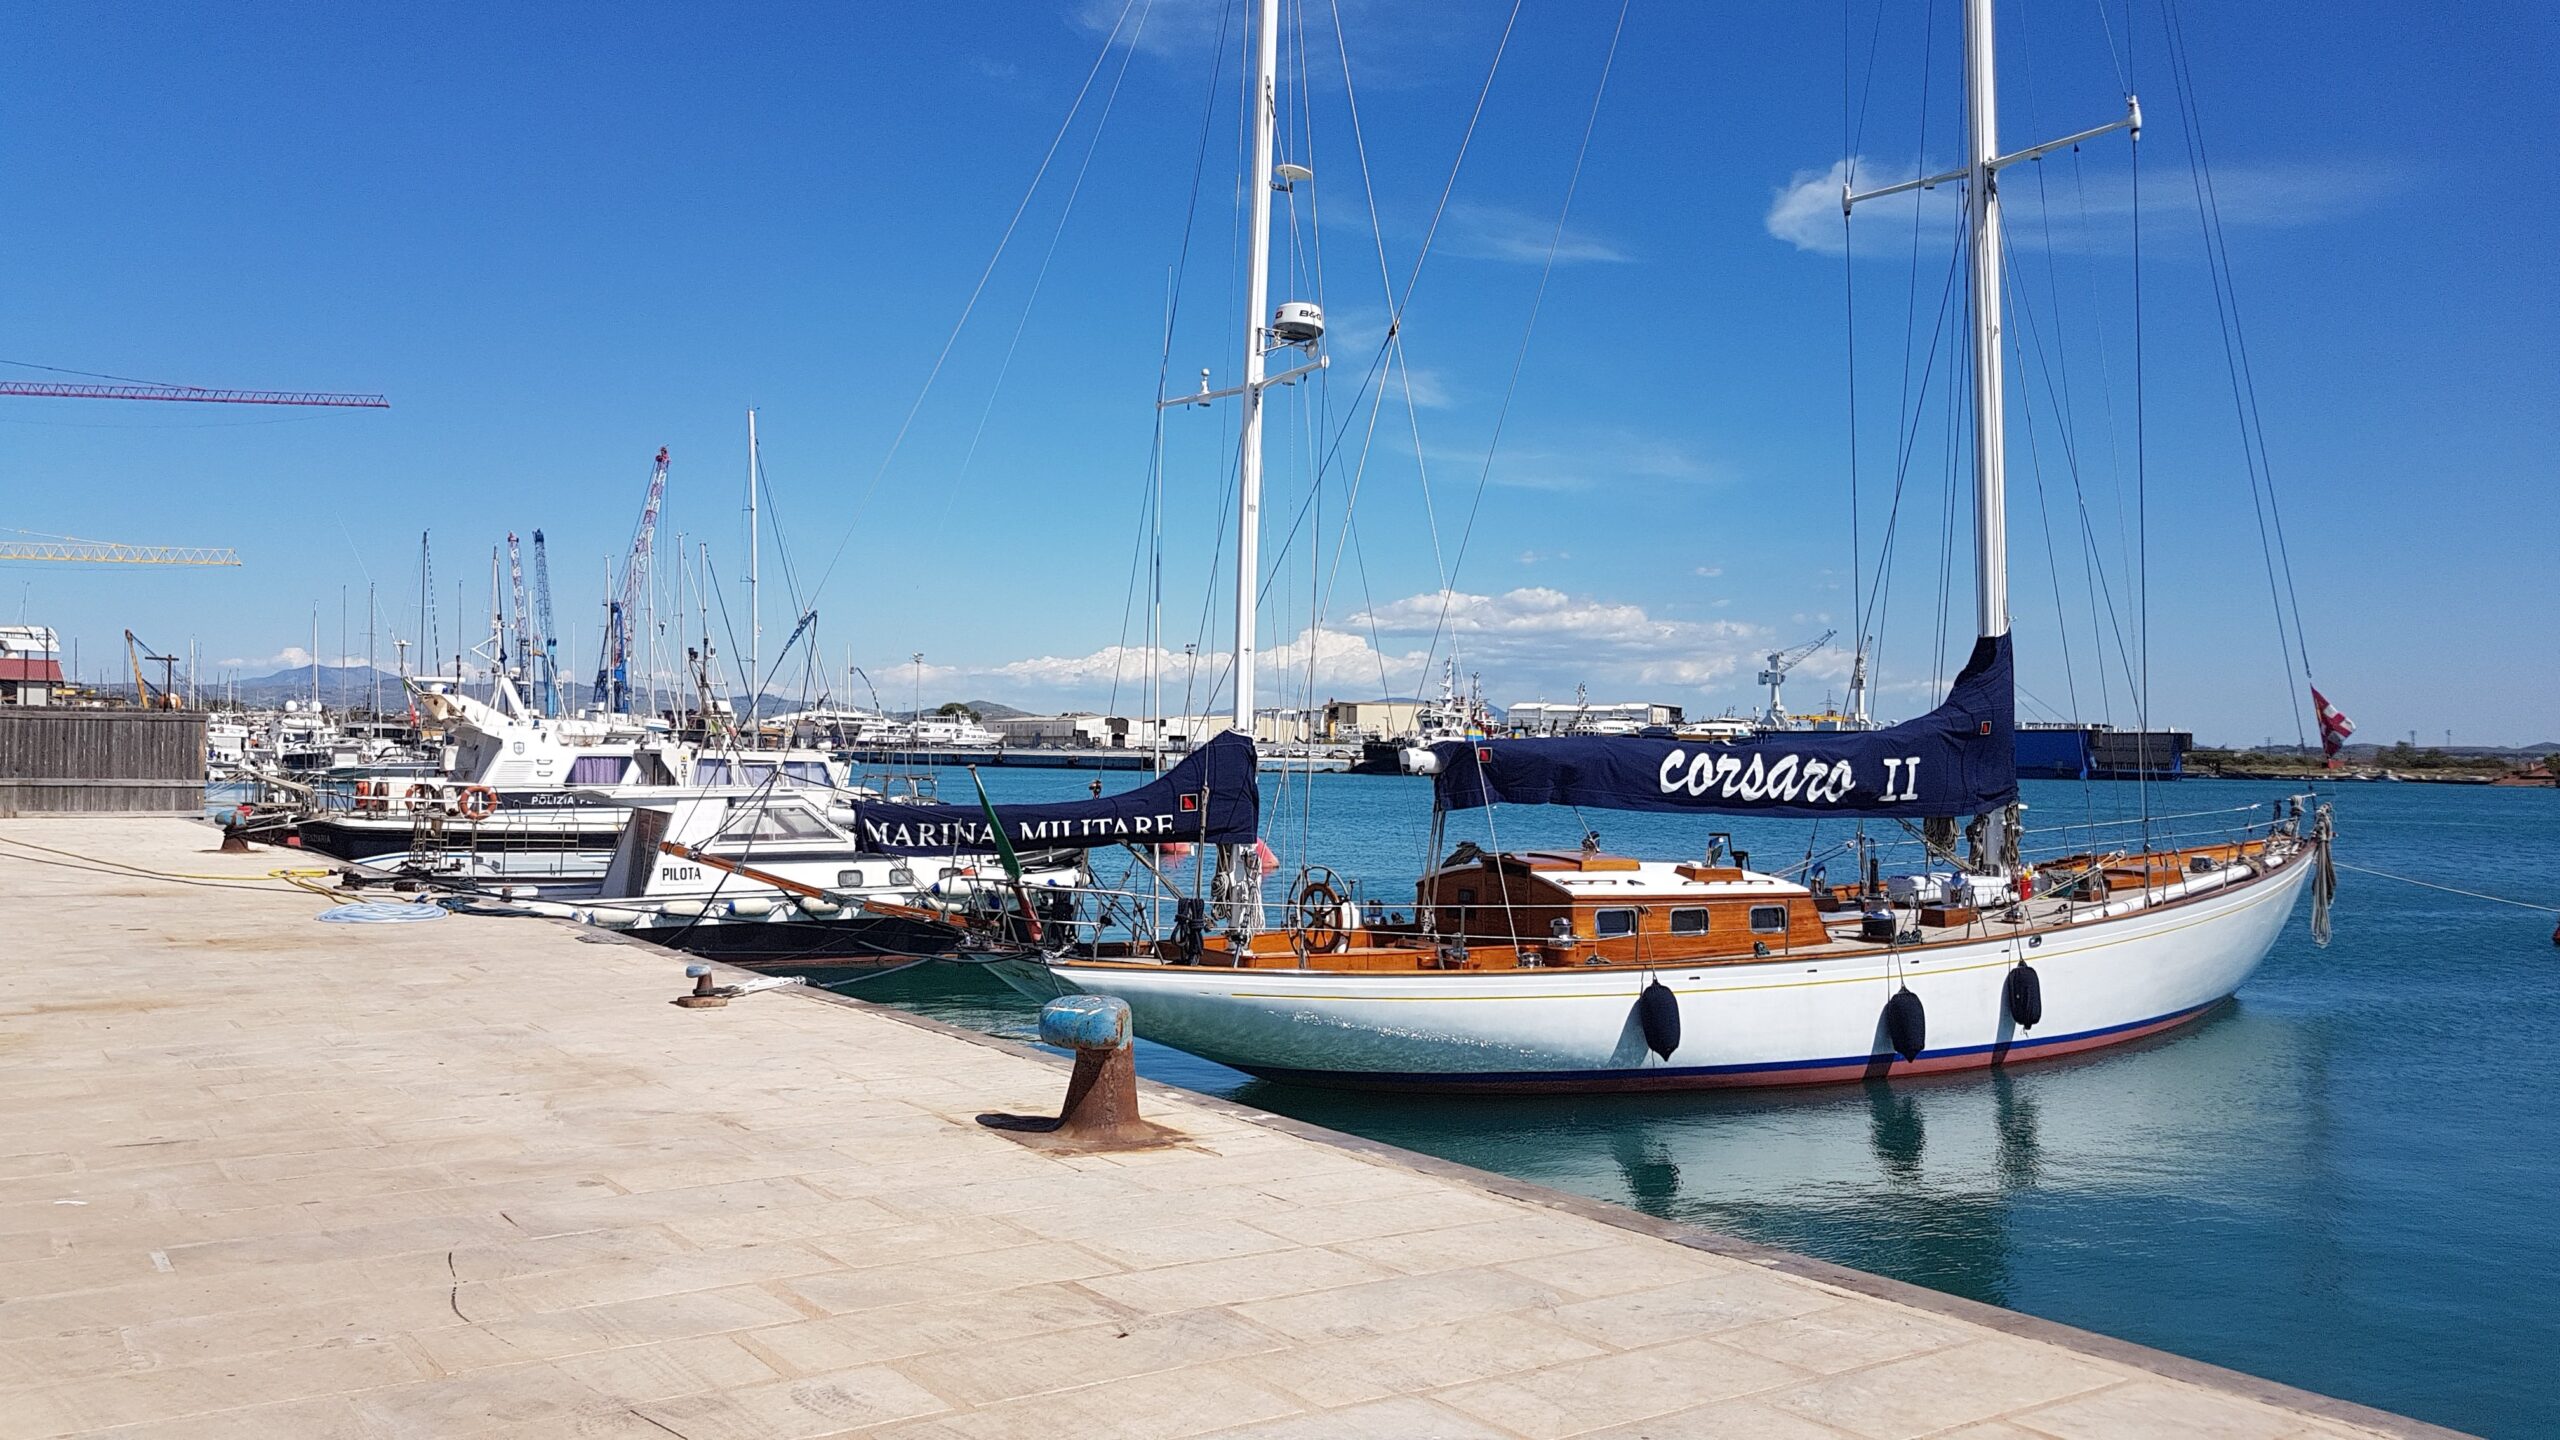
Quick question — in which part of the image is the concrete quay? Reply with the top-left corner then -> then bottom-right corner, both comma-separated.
0,817 -> 2461,1439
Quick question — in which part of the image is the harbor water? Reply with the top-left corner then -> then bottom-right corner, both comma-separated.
840,766 -> 2559,1437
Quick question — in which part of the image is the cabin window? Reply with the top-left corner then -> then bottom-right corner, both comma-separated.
783,761 -> 831,785
1593,907 -> 1638,939
889,867 -> 916,886
1456,887 -> 1476,906
838,868 -> 866,889
566,755 -> 628,786
714,806 -> 832,843
1749,904 -> 1790,934
1668,907 -> 1710,936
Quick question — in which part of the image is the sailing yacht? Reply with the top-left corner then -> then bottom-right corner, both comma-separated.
972,0 -> 2334,1092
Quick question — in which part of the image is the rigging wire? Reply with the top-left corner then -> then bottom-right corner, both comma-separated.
2161,0 -> 2318,754
1189,0 -> 1529,719
806,0 -> 1147,603
935,0 -> 1159,534
1418,0 -> 1631,691
1107,0 -> 1238,726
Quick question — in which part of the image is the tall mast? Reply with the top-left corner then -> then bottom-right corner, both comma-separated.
746,407 -> 761,738
1849,0 -> 2132,644
1233,0 -> 1278,735
1963,0 -> 2008,641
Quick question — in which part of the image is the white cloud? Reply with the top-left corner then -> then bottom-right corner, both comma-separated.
1071,0 -> 1227,59
1394,364 -> 1457,410
1767,157 -> 1959,255
1437,202 -> 1629,265
897,627 -> 1419,707
1353,586 -> 1765,691
216,646 -> 370,672
1433,431 -> 1717,492
1770,153 -> 2398,257
887,585 -> 1778,710
1692,565 -> 1723,578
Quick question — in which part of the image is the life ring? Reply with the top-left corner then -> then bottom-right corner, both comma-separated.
456,786 -> 498,820
404,783 -> 439,814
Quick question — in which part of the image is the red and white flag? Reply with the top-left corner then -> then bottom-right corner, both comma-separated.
2311,687 -> 2356,765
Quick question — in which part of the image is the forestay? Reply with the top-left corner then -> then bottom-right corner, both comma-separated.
845,731 -> 1261,855
1433,634 -> 2016,820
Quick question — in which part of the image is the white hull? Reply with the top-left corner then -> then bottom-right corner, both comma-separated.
990,850 -> 2314,1091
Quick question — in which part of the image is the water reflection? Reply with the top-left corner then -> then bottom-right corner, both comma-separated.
820,781 -> 2560,1436
1866,1081 -> 1927,1183
1993,1070 -> 2042,1190
1606,1126 -> 1683,1209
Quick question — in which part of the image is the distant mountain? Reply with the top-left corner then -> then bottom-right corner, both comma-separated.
225,664 -> 408,708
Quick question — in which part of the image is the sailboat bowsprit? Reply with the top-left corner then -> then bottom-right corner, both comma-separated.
970,0 -> 2335,1093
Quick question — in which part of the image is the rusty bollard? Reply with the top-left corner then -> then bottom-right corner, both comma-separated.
978,995 -> 1179,1152
674,963 -> 729,1008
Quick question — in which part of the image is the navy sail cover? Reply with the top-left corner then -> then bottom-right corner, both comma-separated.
846,731 -> 1260,855
1433,634 -> 2016,820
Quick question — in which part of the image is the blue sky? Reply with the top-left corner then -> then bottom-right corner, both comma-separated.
3,2 -> 2551,745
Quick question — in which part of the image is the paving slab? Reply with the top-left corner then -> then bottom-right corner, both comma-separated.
0,818 -> 2463,1439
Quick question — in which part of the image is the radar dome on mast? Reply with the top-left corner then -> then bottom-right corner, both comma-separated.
1271,301 -> 1325,345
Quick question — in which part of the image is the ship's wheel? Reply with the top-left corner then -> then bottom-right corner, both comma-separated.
1286,867 -> 1349,954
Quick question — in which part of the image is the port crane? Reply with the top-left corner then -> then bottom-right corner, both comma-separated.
530,530 -> 560,717
505,532 -> 534,697
591,448 -> 669,714
122,629 -> 183,709
0,537 -> 241,565
2,366 -> 384,685
1757,629 -> 1836,728
0,380 -> 385,407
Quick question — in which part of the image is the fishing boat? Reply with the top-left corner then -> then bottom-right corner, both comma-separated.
972,0 -> 2336,1092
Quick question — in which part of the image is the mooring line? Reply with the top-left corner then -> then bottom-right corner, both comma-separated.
2331,862 -> 2560,915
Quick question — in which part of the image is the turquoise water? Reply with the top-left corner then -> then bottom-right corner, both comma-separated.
835,768 -> 2551,1436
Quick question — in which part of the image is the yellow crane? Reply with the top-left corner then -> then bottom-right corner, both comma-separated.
123,629 -> 183,710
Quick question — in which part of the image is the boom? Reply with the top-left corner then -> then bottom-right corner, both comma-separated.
0,540 -> 239,565
0,382 -> 386,408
